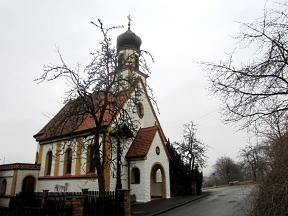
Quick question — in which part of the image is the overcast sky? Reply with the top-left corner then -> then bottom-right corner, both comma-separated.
0,0 -> 275,175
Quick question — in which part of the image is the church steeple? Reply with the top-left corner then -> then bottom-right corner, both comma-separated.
117,16 -> 141,71
117,16 -> 142,52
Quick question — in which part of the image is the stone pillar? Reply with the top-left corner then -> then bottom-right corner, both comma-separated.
117,189 -> 131,216
66,198 -> 82,216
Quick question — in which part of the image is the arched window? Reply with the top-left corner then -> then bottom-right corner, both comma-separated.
0,179 -> 7,196
45,150 -> 53,176
131,167 -> 140,184
22,176 -> 35,193
64,148 -> 72,174
86,145 -> 96,173
118,53 -> 125,67
137,102 -> 144,119
134,55 -> 139,70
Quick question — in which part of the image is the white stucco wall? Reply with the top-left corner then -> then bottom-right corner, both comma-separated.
15,170 -> 39,193
40,140 -> 78,177
143,131 -> 170,202
37,137 -> 102,192
0,169 -> 39,207
38,178 -> 99,192
0,197 -> 10,208
107,80 -> 170,202
0,170 -> 13,207
113,130 -> 170,203
129,160 -> 146,202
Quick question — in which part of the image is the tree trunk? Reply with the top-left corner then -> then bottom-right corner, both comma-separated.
252,166 -> 257,182
191,157 -> 195,171
189,158 -> 192,172
94,132 -> 105,195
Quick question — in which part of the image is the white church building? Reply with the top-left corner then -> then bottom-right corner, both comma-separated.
0,25 -> 171,207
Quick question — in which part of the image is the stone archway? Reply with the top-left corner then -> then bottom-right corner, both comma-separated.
150,163 -> 166,199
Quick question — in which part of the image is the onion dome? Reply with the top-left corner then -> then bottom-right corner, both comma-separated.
117,27 -> 142,52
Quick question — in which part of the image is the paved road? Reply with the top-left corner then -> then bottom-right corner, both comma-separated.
161,185 -> 254,216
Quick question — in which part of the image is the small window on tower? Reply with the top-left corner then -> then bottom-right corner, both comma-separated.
118,53 -> 125,67
137,102 -> 144,119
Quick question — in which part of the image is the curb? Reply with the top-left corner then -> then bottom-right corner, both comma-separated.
150,192 -> 210,216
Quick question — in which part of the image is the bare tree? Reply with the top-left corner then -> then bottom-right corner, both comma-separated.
214,156 -> 242,184
35,19 -> 154,194
176,121 -> 207,171
239,144 -> 268,181
204,3 -> 288,133
249,133 -> 288,216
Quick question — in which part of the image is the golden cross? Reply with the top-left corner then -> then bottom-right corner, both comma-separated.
127,15 -> 132,29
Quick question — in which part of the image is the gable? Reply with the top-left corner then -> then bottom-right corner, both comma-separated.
126,126 -> 170,160
138,80 -> 167,144
126,126 -> 157,159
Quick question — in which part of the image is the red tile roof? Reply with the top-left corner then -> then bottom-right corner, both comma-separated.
126,126 -> 158,159
34,91 -> 128,142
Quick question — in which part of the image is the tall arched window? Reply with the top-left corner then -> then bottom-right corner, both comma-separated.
0,179 -> 7,196
45,150 -> 53,176
86,145 -> 96,173
22,176 -> 35,193
64,148 -> 72,174
131,167 -> 140,184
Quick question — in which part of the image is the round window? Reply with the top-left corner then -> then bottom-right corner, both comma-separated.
137,102 -> 144,119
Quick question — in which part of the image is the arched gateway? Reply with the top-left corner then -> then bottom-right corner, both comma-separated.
150,163 -> 166,199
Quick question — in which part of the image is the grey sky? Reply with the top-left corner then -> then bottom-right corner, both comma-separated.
0,0 -> 271,174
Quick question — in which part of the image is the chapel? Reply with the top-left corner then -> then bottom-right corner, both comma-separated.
0,23 -> 170,207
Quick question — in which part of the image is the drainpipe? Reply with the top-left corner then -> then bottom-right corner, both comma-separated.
116,136 -> 122,190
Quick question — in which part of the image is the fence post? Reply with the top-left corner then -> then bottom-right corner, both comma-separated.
82,188 -> 88,203
117,189 -> 131,216
81,188 -> 88,216
41,190 -> 49,209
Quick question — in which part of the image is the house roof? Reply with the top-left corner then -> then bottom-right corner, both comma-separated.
126,126 -> 158,159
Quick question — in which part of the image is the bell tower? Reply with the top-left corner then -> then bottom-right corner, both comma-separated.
116,16 -> 148,83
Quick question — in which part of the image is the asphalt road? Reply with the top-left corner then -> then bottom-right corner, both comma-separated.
161,185 -> 254,216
